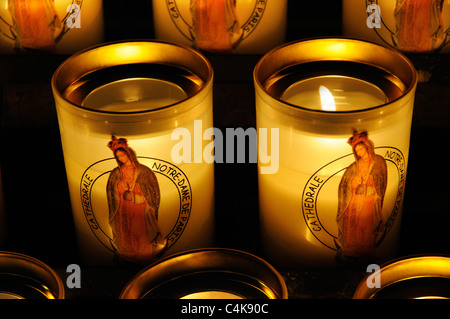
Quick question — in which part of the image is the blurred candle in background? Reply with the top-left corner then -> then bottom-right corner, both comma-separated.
0,0 -> 104,54
152,0 -> 287,54
342,0 -> 450,53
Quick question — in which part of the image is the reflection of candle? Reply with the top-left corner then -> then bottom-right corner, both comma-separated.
120,248 -> 287,299
0,274 -> 57,299
0,292 -> 23,299
342,0 -> 450,53
180,291 -> 243,299
0,0 -> 104,54
254,38 -> 417,268
52,41 -> 215,265
152,0 -> 287,54
0,252 -> 64,299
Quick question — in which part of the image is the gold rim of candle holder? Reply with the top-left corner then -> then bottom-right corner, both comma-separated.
119,248 -> 288,299
51,40 -> 213,131
253,37 -> 418,133
0,251 -> 65,299
353,255 -> 450,299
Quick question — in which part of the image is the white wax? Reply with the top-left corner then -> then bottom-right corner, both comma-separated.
83,78 -> 187,112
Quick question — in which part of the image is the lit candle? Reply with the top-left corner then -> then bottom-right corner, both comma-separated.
254,38 -> 417,268
0,251 -> 64,299
0,0 -> 104,54
342,0 -> 450,53
152,0 -> 287,54
119,248 -> 288,299
354,255 -> 450,299
52,41 -> 215,265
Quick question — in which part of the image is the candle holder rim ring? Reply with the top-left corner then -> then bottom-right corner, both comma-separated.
253,37 -> 418,116
0,251 -> 65,299
119,247 -> 288,299
51,39 -> 214,118
353,254 -> 450,299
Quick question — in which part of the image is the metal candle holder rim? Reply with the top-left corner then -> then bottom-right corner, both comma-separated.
119,248 -> 288,299
51,39 -> 214,118
0,251 -> 65,299
353,254 -> 450,299
253,37 -> 418,116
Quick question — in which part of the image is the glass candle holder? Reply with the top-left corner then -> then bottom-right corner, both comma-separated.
0,251 -> 64,299
0,0 -> 104,54
342,0 -> 450,53
152,0 -> 287,54
119,248 -> 288,299
52,40 -> 215,265
353,255 -> 450,299
254,38 -> 417,268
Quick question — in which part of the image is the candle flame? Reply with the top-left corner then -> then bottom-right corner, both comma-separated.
319,86 -> 336,111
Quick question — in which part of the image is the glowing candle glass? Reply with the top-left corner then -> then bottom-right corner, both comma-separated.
0,0 -> 104,54
52,40 -> 215,265
254,38 -> 417,268
0,251 -> 64,299
152,0 -> 287,54
119,248 -> 288,299
354,255 -> 450,299
342,0 -> 450,53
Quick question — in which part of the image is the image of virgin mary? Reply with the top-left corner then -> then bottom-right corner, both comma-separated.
6,0 -> 62,52
336,131 -> 387,260
106,136 -> 167,264
393,0 -> 446,52
190,0 -> 243,52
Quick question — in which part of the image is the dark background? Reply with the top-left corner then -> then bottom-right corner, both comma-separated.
0,0 -> 449,299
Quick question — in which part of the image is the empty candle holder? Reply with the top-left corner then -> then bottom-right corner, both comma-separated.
119,248 -> 288,299
0,251 -> 64,299
52,40 -> 215,265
